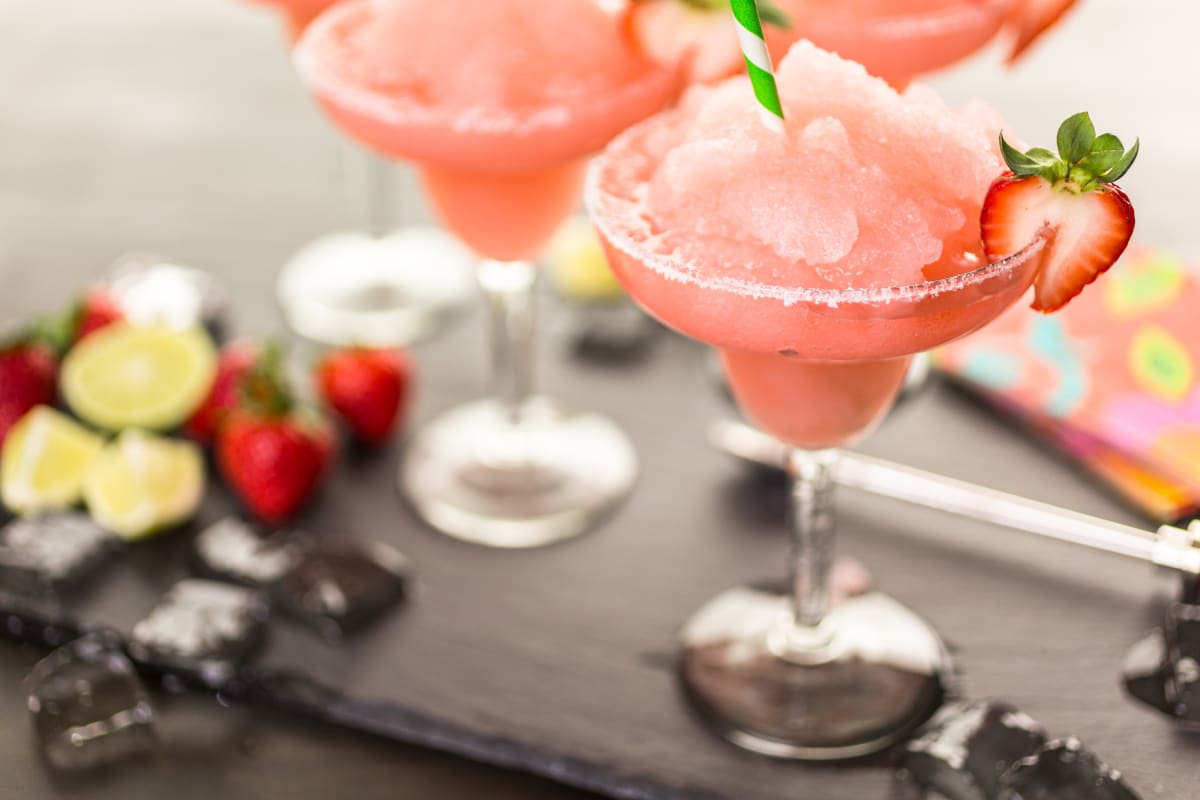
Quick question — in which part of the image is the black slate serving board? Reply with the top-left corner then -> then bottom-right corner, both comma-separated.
6,321 -> 1199,800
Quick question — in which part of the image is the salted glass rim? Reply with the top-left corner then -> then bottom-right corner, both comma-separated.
292,0 -> 681,141
584,116 -> 1048,310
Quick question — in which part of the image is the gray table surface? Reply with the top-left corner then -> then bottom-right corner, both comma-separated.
0,0 -> 1197,798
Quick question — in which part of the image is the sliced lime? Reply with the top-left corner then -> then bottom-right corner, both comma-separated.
83,429 -> 204,540
1,406 -> 104,514
61,323 -> 218,432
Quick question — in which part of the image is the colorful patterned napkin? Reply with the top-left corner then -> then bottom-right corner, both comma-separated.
936,247 -> 1200,522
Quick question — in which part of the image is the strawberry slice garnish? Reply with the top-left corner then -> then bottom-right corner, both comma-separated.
624,0 -> 791,85
981,112 -> 1138,313
1005,0 -> 1081,63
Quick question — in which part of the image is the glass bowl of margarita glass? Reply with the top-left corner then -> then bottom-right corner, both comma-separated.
239,0 -> 477,348
295,0 -> 682,547
769,0 -> 1014,88
588,41 -> 1048,758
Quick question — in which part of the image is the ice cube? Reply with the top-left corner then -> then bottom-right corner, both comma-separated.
997,738 -> 1142,800
899,701 -> 1047,800
192,517 -> 301,586
276,539 -> 412,638
1121,629 -> 1172,718
0,514 -> 118,596
1164,601 -> 1200,720
1121,600 -> 1200,724
24,631 -> 156,771
128,579 -> 268,688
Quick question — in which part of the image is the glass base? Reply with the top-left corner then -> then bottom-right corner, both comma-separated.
276,226 -> 476,347
398,397 -> 637,548
680,586 -> 950,760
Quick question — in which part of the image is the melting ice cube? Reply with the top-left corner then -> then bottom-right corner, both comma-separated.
276,539 -> 412,638
192,517 -> 300,585
0,514 -> 118,595
899,700 -> 1046,800
998,738 -> 1142,800
1122,600 -> 1200,725
128,579 -> 268,688
1164,601 -> 1200,720
24,631 -> 155,771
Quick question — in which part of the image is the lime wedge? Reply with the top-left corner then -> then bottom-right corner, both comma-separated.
61,323 -> 218,432
1,406 -> 104,514
547,216 -> 625,302
83,429 -> 204,540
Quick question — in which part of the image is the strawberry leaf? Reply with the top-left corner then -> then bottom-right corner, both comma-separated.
1090,132 -> 1123,154
241,340 -> 294,418
1100,137 -> 1139,183
1000,135 -> 1063,180
1056,112 -> 1095,165
26,301 -> 82,356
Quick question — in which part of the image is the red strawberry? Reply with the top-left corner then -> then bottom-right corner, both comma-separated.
184,340 -> 259,444
215,344 -> 334,524
317,347 -> 411,446
980,112 -> 1138,313
73,289 -> 124,343
0,342 -> 57,446
1005,0 -> 1081,63
624,0 -> 792,85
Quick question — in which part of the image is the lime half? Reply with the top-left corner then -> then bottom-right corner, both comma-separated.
62,323 -> 218,432
83,429 -> 204,540
1,406 -> 104,514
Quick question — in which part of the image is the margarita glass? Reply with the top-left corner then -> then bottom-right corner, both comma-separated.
240,0 -> 476,348
587,43 -> 1046,757
769,0 -> 1013,87
296,0 -> 681,547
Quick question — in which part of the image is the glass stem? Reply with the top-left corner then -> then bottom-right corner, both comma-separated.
363,152 -> 396,238
787,448 -> 839,630
477,259 -> 537,425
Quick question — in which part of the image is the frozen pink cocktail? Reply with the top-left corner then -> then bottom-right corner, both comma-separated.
590,42 -> 1043,449
296,0 -> 682,548
587,42 -> 1046,758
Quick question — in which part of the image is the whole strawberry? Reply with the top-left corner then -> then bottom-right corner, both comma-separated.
0,340 -> 57,446
216,344 -> 334,524
981,112 -> 1138,313
185,340 -> 259,445
317,347 -> 411,446
73,289 -> 124,344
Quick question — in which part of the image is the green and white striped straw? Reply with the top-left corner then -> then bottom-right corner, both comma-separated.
730,0 -> 785,133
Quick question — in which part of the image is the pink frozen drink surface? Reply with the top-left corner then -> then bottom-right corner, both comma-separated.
646,42 -> 1005,292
